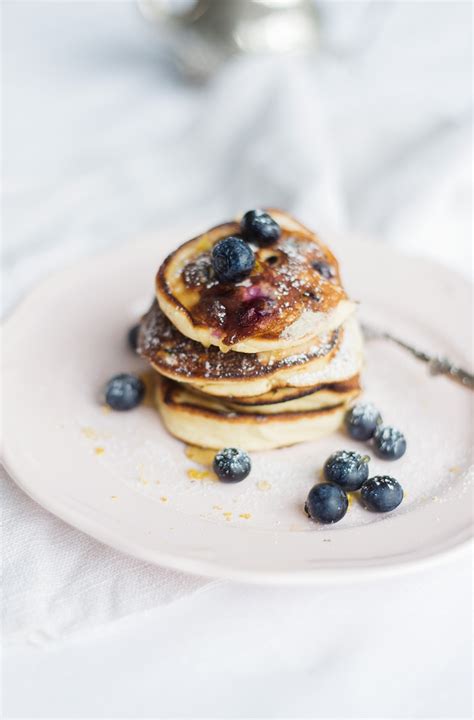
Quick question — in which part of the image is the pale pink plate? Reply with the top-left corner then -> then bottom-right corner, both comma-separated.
2,230 -> 473,583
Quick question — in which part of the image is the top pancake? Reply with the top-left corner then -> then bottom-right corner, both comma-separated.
156,209 -> 355,353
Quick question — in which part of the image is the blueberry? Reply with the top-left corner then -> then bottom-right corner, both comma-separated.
105,373 -> 145,411
213,448 -> 251,483
345,403 -> 382,441
240,210 -> 281,247
212,236 -> 255,283
361,476 -> 403,512
373,426 -> 407,460
324,450 -> 370,491
304,483 -> 348,524
312,261 -> 335,279
127,324 -> 140,352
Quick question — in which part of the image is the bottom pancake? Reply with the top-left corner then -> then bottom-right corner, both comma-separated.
155,377 -> 349,451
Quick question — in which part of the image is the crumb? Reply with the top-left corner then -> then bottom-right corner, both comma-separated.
94,446 -> 105,455
155,479 -> 161,485
212,504 -> 223,510
449,466 -> 462,474
160,496 -> 168,503
187,468 -> 217,481
257,480 -> 272,491
82,426 -> 111,440
239,513 -> 251,520
223,512 -> 232,521
110,496 -> 118,501
323,538 -> 331,543
101,404 -> 111,415
138,464 -> 149,485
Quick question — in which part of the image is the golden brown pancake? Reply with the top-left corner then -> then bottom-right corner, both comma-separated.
213,376 -> 360,406
222,376 -> 361,414
155,377 -> 349,451
156,209 -> 355,353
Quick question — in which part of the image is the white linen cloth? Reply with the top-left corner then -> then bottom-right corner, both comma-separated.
2,1 -> 472,717
1,468 -> 213,645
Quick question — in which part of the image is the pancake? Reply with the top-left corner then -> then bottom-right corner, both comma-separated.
210,376 -> 360,406
156,209 -> 355,353
138,301 -> 359,398
222,376 -> 361,414
155,377 -> 349,451
186,315 -> 363,397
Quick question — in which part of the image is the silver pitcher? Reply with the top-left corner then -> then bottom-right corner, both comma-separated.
138,0 -> 320,79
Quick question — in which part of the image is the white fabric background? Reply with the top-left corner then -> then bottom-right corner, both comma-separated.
2,1 -> 472,717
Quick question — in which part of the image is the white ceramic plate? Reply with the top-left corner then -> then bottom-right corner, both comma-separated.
2,230 -> 473,583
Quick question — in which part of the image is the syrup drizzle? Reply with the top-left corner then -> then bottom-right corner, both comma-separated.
181,231 -> 343,345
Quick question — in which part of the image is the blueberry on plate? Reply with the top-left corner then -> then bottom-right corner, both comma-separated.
345,403 -> 382,441
304,483 -> 349,524
324,450 -> 370,491
312,260 -> 335,279
127,324 -> 140,352
373,425 -> 407,460
212,236 -> 255,283
105,373 -> 145,411
361,476 -> 403,512
213,448 -> 251,483
240,209 -> 281,247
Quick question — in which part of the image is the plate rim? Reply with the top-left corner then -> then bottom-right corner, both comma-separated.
2,453 -> 472,584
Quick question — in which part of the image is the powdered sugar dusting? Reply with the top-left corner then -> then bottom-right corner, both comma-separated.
282,309 -> 329,340
288,316 -> 363,386
138,301 -> 339,381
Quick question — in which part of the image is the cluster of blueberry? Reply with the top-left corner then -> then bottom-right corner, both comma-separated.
212,428 -> 406,525
304,451 -> 404,524
209,406 -> 407,525
305,403 -> 407,524
345,403 -> 407,460
211,209 -> 280,283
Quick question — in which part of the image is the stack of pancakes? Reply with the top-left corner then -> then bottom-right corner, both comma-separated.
138,210 -> 363,450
